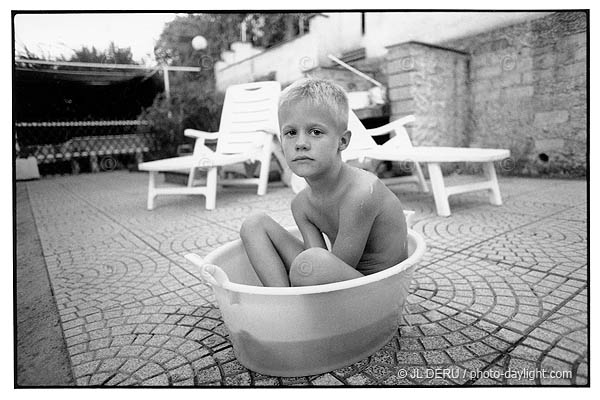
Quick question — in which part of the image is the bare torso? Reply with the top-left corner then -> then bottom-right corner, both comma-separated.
301,167 -> 408,275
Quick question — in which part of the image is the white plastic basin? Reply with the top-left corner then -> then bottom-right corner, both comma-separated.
186,228 -> 426,377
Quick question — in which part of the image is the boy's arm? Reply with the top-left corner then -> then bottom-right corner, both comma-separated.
331,189 -> 379,268
291,194 -> 327,250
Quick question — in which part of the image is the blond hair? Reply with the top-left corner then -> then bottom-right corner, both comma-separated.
279,78 -> 349,132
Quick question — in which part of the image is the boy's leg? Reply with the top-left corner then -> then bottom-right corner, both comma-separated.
240,213 -> 305,287
289,248 -> 363,287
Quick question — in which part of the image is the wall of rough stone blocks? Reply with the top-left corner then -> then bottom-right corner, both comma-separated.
385,11 -> 587,177
386,43 -> 470,148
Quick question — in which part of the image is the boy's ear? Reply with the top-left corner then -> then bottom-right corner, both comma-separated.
338,129 -> 352,151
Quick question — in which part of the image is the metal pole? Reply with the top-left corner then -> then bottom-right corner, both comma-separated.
15,58 -> 201,72
163,66 -> 170,100
327,54 -> 384,87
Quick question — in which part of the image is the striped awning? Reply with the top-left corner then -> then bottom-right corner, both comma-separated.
15,62 -> 155,86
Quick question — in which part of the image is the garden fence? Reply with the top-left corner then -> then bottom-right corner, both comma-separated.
15,120 -> 155,173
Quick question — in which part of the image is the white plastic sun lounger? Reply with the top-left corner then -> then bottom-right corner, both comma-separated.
345,111 -> 510,216
138,81 -> 281,210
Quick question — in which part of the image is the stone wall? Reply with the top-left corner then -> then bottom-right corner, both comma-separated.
385,11 -> 587,177
387,42 -> 470,148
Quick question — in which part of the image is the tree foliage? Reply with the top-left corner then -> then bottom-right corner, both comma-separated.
17,41 -> 138,64
61,42 -> 138,64
154,14 -> 245,72
244,13 -> 311,49
153,13 -> 312,83
17,45 -> 42,60
138,79 -> 224,159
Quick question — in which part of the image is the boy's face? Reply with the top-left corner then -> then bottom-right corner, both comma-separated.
279,100 -> 350,179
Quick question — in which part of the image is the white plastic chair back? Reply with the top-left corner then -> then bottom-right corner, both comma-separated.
216,81 -> 281,155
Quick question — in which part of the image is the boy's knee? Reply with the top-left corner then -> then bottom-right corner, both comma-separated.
240,212 -> 270,239
289,248 -> 329,286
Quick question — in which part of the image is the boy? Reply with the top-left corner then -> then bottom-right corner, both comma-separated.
240,78 -> 407,287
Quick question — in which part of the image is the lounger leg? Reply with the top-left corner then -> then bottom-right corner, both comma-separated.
272,137 -> 292,187
257,137 -> 273,196
205,167 -> 217,210
147,171 -> 157,210
412,162 -> 429,193
483,162 -> 502,206
427,163 -> 451,217
90,155 -> 100,173
257,158 -> 270,196
187,167 -> 196,187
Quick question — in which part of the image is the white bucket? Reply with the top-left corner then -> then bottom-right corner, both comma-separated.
186,228 -> 425,377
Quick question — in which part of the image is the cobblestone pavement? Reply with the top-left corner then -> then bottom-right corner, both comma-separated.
21,171 -> 588,386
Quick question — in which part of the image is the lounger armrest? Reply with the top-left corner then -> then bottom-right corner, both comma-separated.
365,115 -> 416,137
184,129 -> 220,141
380,133 -> 415,150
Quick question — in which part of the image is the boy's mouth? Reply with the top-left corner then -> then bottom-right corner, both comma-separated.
292,156 -> 313,161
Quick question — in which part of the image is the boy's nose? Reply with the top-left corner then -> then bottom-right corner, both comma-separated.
295,142 -> 309,151
295,134 -> 310,150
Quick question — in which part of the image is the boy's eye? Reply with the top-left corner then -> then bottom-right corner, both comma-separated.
310,129 -> 322,136
284,130 -> 296,136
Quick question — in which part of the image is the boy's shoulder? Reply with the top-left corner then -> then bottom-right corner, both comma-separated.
335,168 -> 387,217
344,167 -> 383,200
291,187 -> 310,212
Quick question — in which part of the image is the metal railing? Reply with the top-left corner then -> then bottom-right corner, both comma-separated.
15,120 -> 155,173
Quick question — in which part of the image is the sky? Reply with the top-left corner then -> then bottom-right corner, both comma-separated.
14,13 -> 179,64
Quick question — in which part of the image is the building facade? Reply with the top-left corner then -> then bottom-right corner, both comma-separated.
214,11 -> 587,177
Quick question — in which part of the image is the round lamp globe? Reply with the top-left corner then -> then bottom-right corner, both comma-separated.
192,36 -> 208,50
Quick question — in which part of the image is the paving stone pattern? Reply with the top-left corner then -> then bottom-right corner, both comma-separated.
23,171 -> 587,386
